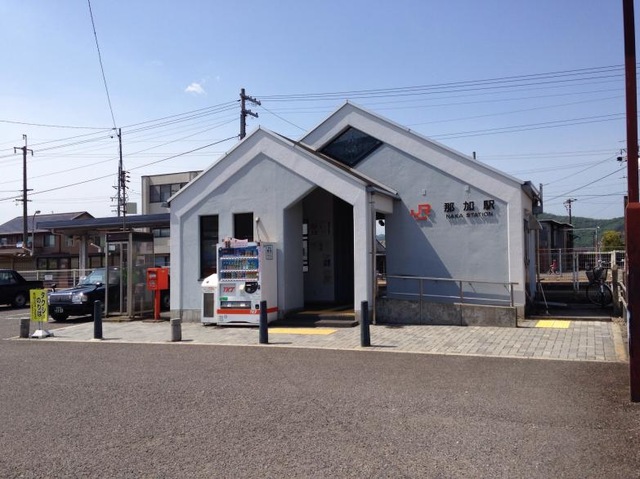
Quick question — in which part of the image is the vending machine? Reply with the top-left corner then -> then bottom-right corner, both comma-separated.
215,239 -> 277,325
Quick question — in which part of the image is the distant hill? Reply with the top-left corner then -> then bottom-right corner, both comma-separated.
538,213 -> 624,248
377,214 -> 624,247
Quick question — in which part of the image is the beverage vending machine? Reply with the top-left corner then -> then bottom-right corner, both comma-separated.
215,239 -> 277,325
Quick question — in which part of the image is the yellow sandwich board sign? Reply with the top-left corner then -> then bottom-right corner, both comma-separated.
30,289 -> 48,323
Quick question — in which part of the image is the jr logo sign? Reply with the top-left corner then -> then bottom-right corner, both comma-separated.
410,203 -> 431,221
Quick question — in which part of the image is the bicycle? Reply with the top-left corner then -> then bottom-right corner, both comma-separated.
585,264 -> 613,307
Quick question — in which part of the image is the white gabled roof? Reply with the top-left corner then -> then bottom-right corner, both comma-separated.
301,101 -> 533,193
168,126 -> 398,208
170,102 -> 540,207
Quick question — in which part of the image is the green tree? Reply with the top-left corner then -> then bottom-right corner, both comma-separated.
601,230 -> 624,251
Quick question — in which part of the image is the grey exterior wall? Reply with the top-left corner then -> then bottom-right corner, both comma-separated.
170,104 -> 537,323
169,132 -> 375,321
302,104 -> 533,308
363,144 -> 509,284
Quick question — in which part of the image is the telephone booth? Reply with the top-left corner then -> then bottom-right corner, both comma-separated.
105,231 -> 154,318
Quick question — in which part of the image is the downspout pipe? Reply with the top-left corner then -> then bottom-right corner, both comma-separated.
366,186 -> 376,324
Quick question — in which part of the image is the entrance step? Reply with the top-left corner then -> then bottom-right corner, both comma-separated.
279,304 -> 358,328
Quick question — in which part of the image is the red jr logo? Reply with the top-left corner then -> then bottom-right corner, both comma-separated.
410,203 -> 431,220
222,286 -> 235,293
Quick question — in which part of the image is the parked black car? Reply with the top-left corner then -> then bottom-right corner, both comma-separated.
48,268 -> 120,321
0,269 -> 44,308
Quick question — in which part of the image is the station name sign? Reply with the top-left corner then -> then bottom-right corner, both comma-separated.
411,199 -> 496,221
444,199 -> 495,219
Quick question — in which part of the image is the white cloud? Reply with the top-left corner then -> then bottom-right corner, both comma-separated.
185,82 -> 206,95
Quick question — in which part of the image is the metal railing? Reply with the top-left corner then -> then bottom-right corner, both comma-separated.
382,274 -> 517,314
538,249 -> 625,275
538,249 -> 626,291
18,269 -> 89,289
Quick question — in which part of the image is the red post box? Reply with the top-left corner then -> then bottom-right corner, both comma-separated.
146,268 -> 169,319
146,267 -> 169,291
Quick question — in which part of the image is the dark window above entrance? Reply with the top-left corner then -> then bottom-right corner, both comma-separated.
320,127 -> 382,167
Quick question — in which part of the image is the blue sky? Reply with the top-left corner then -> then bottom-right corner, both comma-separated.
0,0 -> 635,222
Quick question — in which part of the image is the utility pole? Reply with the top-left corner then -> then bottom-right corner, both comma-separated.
623,0 -> 640,402
117,128 -> 122,217
564,198 -> 577,224
239,88 -> 260,139
119,167 -> 130,230
111,128 -> 129,228
13,135 -> 33,251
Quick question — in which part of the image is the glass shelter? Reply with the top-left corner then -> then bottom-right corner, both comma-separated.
105,231 -> 154,318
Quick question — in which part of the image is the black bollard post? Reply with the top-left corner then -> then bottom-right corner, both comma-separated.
361,300 -> 371,347
94,300 -> 103,340
259,300 -> 268,344
170,318 -> 182,342
19,317 -> 30,339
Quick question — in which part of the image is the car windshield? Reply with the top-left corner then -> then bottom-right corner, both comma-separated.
78,269 -> 119,285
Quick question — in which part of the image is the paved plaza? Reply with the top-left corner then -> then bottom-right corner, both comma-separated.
22,316 -> 628,363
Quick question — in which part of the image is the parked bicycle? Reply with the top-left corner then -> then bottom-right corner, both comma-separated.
585,263 -> 613,307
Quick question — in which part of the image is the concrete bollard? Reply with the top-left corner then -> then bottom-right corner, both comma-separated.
259,300 -> 268,344
93,300 -> 103,340
19,317 -> 30,339
360,300 -> 371,347
170,318 -> 182,342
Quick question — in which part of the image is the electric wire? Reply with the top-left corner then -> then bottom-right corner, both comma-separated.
541,155 -> 618,186
0,118 -> 238,186
429,113 -> 624,140
257,104 -> 306,132
87,0 -> 117,129
0,135 -> 237,202
257,64 -> 626,101
546,166 -> 627,201
0,119 -> 110,130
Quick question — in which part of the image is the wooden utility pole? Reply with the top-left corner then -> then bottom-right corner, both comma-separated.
239,88 -> 260,139
564,198 -> 577,224
623,0 -> 640,402
13,135 -> 33,251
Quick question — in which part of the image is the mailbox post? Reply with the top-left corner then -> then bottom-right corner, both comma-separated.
146,267 -> 169,320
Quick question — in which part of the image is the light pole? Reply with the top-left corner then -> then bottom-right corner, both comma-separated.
30,210 -> 41,256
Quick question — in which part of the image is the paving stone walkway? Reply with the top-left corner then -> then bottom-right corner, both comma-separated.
22,317 -> 628,363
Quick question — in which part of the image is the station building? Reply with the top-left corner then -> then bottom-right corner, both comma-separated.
168,103 -> 541,325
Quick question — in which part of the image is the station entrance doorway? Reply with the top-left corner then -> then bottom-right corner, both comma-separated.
302,189 -> 354,307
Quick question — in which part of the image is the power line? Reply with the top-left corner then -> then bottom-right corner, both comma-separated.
258,104 -> 306,132
128,135 -> 237,171
87,0 -> 117,129
546,166 -> 627,201
0,135 -> 238,202
0,119 -> 110,130
540,155 -> 618,186
429,113 -> 624,140
257,64 -> 627,101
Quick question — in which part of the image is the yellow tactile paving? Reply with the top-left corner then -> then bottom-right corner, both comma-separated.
268,328 -> 336,335
535,320 -> 571,329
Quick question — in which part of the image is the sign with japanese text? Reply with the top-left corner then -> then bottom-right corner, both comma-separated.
444,199 -> 496,219
30,289 -> 48,323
